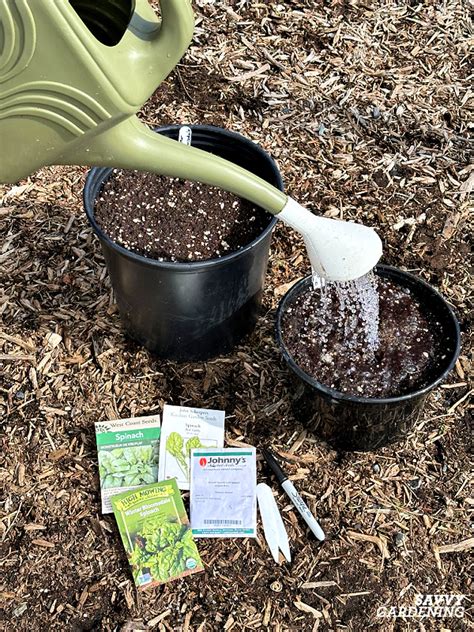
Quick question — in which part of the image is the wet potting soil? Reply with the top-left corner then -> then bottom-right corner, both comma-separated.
281,278 -> 442,398
94,170 -> 270,261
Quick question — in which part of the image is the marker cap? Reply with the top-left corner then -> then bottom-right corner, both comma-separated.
262,448 -> 288,485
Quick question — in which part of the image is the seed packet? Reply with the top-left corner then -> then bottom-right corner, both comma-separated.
190,447 -> 257,538
95,415 -> 161,513
111,480 -> 203,589
158,404 -> 225,490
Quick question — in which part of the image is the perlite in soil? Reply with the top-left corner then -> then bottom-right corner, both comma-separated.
95,415 -> 161,513
282,275 -> 439,398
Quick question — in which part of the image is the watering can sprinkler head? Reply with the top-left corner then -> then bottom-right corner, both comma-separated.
0,0 -> 382,282
277,198 -> 383,282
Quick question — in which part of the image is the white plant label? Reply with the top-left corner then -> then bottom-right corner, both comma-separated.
178,126 -> 192,145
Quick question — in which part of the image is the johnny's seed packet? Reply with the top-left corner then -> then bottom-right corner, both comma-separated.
190,448 -> 257,538
111,479 -> 203,589
95,415 -> 161,513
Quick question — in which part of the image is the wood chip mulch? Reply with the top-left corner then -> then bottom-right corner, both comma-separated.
1,2 -> 472,631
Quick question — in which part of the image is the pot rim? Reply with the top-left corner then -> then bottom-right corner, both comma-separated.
83,124 -> 280,272
276,265 -> 461,405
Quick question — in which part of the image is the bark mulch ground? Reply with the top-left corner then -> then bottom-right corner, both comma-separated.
1,2 -> 472,631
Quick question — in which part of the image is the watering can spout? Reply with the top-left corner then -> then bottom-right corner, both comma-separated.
65,116 -> 382,281
68,116 -> 287,214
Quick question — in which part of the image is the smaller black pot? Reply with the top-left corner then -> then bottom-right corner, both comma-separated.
84,125 -> 283,361
276,266 -> 460,451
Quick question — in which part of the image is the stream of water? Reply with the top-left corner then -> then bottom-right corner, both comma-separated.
312,269 -> 380,354
285,271 -> 437,397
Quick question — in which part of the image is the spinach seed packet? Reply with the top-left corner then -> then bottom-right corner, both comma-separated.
95,415 -> 161,513
112,480 -> 203,589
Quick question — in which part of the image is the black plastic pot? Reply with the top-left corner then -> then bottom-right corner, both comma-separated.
84,125 -> 283,361
276,265 -> 460,451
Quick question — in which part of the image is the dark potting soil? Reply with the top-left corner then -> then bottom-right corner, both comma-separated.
281,278 -> 442,398
94,170 -> 270,262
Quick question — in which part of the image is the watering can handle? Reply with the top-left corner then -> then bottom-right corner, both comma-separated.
151,0 -> 195,79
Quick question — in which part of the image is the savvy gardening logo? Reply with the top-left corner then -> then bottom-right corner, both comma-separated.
377,594 -> 467,619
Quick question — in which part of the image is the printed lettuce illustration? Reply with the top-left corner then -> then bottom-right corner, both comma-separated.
98,445 -> 158,489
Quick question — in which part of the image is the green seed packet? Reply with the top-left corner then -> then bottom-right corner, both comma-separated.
95,415 -> 161,513
111,480 -> 204,589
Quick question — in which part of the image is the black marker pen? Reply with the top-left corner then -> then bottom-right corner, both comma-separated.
262,447 -> 325,541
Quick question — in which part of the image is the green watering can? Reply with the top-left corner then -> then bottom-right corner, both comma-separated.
0,0 -> 381,280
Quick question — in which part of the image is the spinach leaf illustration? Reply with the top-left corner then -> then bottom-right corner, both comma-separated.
98,444 -> 158,489
185,436 -> 204,458
130,518 -> 199,584
165,432 -> 189,479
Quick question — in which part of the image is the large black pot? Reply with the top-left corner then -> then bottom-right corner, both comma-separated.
84,125 -> 283,361
276,266 -> 460,451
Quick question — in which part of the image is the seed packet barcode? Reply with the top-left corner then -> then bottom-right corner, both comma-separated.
204,519 -> 241,525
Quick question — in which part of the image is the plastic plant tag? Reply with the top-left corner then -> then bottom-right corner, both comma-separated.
158,404 -> 225,491
95,415 -> 161,513
190,448 -> 257,538
111,480 -> 203,589
178,125 -> 192,145
257,483 -> 291,563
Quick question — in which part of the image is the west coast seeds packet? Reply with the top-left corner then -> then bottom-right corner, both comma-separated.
158,404 -> 225,490
95,415 -> 161,513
